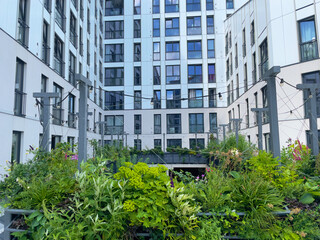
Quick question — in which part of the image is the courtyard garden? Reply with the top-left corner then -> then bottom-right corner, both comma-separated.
1,135 -> 320,239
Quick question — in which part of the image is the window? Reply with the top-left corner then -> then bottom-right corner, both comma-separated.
189,89 -> 203,108
134,43 -> 141,61
69,52 -> 76,86
252,52 -> 257,84
299,17 -> 318,61
244,63 -> 248,91
242,28 -> 246,57
12,131 -> 22,165
261,86 -> 269,123
154,139 -> 162,148
134,91 -> 142,109
207,16 -> 214,34
165,0 -> 179,13
17,0 -> 29,47
14,59 -> 26,117
166,90 -> 181,109
166,65 -> 180,84
166,42 -> 180,60
153,66 -> 161,85
42,21 -> 50,65
209,88 -> 217,107
105,91 -> 124,110
187,0 -> 200,11
190,139 -> 205,150
70,12 -> 77,48
54,35 -> 64,77
226,0 -> 234,9
189,113 -> 204,133
67,137 -> 75,151
165,18 -> 179,36
153,19 -> 160,37
55,0 -> 66,32
259,38 -> 268,77
264,133 -> 271,153
134,115 -> 141,134
188,65 -> 202,83
79,27 -> 83,56
134,0 -> 141,14
206,0 -> 213,10
68,94 -> 76,128
167,114 -> 181,134
208,64 -> 215,83
134,67 -> 141,85
87,39 -> 90,66
105,0 -> 124,16
153,42 -> 160,60
51,135 -> 61,149
105,115 -> 124,134
105,44 -> 124,62
250,21 -> 255,46
167,139 -> 182,148
306,130 -> 320,153
44,0 -> 51,12
209,113 -> 217,132
52,83 -> 63,125
71,0 -> 78,9
153,90 -> 161,109
105,21 -> 124,39
134,19 -> 141,38
105,67 -> 124,86
134,139 -> 142,150
235,43 -> 238,68
187,16 -> 201,35
254,92 -> 258,124
303,71 -> 320,117
87,8 -> 90,34
153,0 -> 160,13
207,39 -> 215,58
188,40 -> 202,59
154,114 -> 161,134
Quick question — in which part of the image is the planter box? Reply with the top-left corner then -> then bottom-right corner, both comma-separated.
0,209 -> 36,240
134,153 -> 208,165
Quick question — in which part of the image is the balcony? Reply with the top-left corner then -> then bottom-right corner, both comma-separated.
53,56 -> 65,78
252,68 -> 257,84
70,30 -> 78,49
14,90 -> 27,117
104,54 -> 124,62
68,69 -> 76,87
52,107 -> 64,125
209,98 -> 217,108
106,126 -> 124,135
68,112 -> 77,128
188,99 -> 203,108
55,9 -> 66,32
105,7 -> 124,16
42,44 -> 50,65
17,18 -> 29,48
300,40 -> 319,62
259,59 -> 269,79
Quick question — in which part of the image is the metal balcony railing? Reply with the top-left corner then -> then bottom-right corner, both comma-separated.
259,59 -> 269,79
52,107 -> 64,125
14,90 -> 27,117
68,112 -> 77,128
300,40 -> 319,62
55,9 -> 66,32
53,56 -> 65,78
42,44 -> 50,65
17,18 -> 29,48
252,68 -> 257,84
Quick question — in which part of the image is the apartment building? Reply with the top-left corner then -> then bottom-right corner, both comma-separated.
224,0 -> 320,151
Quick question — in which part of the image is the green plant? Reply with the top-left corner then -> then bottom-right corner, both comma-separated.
193,216 -> 222,240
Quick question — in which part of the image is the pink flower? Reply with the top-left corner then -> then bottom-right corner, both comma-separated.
297,139 -> 302,150
65,154 -> 68,159
206,168 -> 210,172
71,155 -> 78,160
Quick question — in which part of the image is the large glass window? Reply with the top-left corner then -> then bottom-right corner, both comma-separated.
105,44 -> 124,62
153,19 -> 160,37
190,139 -> 205,150
11,131 -> 22,165
166,90 -> 181,109
54,34 -> 64,77
206,0 -> 213,10
188,40 -> 202,59
299,17 -> 318,61
167,139 -> 182,148
105,91 -> 124,110
153,42 -> 160,61
105,21 -> 124,39
207,16 -> 214,34
134,19 -> 141,38
209,113 -> 217,132
42,21 -> 50,64
70,12 -> 77,48
134,115 -> 141,134
153,66 -> 161,85
105,67 -> 124,86
187,16 -> 201,35
14,59 -> 26,116
226,0 -> 234,9
165,0 -> 179,13
134,139 -> 142,150
134,91 -> 142,109
55,0 -> 66,32
208,64 -> 215,83
105,115 -> 124,134
154,139 -> 162,148
209,88 -> 217,107
166,42 -> 180,60
261,86 -> 269,123
303,71 -> 320,117
134,67 -> 141,85
167,114 -> 181,134
188,65 -> 202,83
188,89 -> 203,108
208,39 -> 215,58
153,90 -> 161,109
259,38 -> 268,77
68,52 -> 76,86
189,113 -> 204,133
153,0 -> 160,13
165,18 -> 179,36
68,94 -> 76,128
105,0 -> 124,16
134,43 -> 141,61
166,65 -> 180,84
154,114 -> 161,134
187,0 -> 200,11
134,0 -> 141,14
52,83 -> 63,125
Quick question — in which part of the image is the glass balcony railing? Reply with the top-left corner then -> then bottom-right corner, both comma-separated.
300,40 -> 319,62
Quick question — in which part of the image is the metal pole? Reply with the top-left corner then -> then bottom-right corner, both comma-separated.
263,66 -> 281,159
33,92 -> 59,152
76,74 -> 92,170
251,108 -> 268,150
296,84 -> 320,156
231,119 -> 242,148
220,124 -> 228,141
